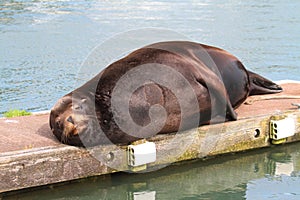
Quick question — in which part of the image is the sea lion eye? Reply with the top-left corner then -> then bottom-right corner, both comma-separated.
73,104 -> 82,110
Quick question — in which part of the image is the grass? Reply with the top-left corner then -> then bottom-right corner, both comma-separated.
3,109 -> 32,118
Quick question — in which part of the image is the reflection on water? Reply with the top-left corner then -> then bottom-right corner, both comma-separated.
3,143 -> 300,199
1,0 -> 300,114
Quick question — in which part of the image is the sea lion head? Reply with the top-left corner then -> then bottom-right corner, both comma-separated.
49,92 -> 103,147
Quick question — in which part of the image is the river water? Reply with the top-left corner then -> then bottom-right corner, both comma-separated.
3,143 -> 300,199
1,0 -> 300,199
1,0 -> 299,114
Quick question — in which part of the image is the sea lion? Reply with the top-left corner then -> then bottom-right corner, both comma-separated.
49,41 -> 282,147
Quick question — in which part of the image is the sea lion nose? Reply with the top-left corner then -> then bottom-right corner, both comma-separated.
66,116 -> 74,124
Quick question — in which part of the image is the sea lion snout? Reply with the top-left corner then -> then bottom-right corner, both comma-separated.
63,114 -> 79,136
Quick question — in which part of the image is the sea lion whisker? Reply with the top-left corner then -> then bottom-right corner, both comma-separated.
61,134 -> 68,144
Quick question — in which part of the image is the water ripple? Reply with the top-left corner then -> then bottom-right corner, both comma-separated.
1,0 -> 300,115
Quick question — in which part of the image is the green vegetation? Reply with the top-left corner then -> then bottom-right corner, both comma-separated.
3,109 -> 32,118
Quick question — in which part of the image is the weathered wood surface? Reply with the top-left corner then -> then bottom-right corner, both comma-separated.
0,83 -> 299,193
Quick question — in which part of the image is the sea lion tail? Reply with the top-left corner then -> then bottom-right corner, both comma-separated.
248,70 -> 283,95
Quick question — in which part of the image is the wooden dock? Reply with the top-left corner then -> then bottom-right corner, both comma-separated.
0,82 -> 299,194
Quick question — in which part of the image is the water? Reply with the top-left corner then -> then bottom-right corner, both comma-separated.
1,0 -> 300,114
1,0 -> 300,199
3,143 -> 300,199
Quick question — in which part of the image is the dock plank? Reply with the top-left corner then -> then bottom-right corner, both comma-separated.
0,83 -> 299,193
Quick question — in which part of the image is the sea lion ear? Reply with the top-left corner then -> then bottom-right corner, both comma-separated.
60,95 -> 73,105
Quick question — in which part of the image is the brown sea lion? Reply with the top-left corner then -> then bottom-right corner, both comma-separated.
49,41 -> 282,147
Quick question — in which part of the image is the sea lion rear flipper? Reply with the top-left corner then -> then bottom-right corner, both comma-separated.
248,70 -> 283,95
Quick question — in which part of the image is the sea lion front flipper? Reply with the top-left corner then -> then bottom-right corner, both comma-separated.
248,70 -> 283,95
195,74 -> 237,123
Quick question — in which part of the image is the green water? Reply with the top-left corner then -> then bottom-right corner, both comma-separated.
3,143 -> 300,199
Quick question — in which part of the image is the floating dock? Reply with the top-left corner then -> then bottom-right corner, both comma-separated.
0,82 -> 299,194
